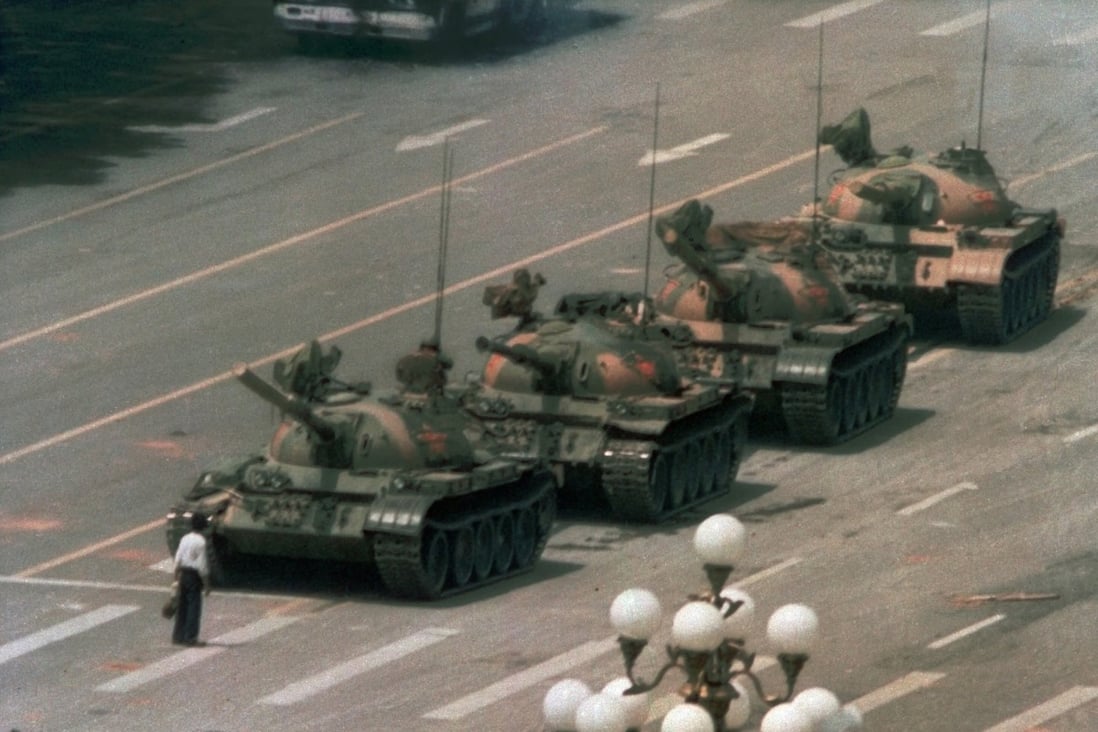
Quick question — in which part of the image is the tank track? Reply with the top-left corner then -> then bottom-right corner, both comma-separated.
372,472 -> 555,600
956,231 -> 1060,345
780,324 -> 909,445
601,401 -> 751,523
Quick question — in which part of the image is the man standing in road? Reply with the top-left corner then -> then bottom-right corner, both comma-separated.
172,512 -> 211,646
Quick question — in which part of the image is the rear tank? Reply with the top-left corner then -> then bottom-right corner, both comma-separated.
465,272 -> 754,523
652,199 -> 912,445
166,340 -> 555,600
810,107 -> 1063,344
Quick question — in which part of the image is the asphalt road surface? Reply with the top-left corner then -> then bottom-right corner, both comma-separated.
1,1 -> 1096,730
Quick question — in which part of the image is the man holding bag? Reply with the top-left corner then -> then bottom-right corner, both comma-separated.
172,512 -> 211,646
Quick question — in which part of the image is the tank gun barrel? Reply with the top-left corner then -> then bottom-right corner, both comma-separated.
232,363 -> 336,442
474,337 -> 558,380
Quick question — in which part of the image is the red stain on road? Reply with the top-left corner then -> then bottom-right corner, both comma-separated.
135,439 -> 188,458
0,516 -> 63,532
100,660 -> 145,672
902,554 -> 934,565
107,547 -> 163,564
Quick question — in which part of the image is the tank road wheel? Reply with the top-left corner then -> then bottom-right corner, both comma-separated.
449,525 -> 475,589
819,377 -> 844,443
493,513 -> 515,575
698,435 -> 718,496
1037,245 -> 1060,320
867,359 -> 888,421
472,520 -> 496,582
512,506 -> 537,568
853,367 -> 871,428
666,449 -> 687,510
712,427 -> 733,495
420,529 -> 451,599
681,442 -> 703,504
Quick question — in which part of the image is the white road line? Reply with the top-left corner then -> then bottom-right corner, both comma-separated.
14,518 -> 164,577
785,0 -> 886,28
1064,424 -> 1098,444
423,636 -> 619,720
736,557 -> 803,587
897,482 -> 978,516
0,574 -> 300,601
97,616 -> 299,693
260,627 -> 459,706
639,133 -> 730,165
128,107 -> 276,134
0,112 -> 364,244
984,686 -> 1098,732
657,0 -> 726,21
0,605 -> 139,666
0,144 -> 817,471
396,119 -> 490,151
920,10 -> 988,37
1009,151 -> 1098,192
851,671 -> 946,714
927,614 -> 1005,650
1055,25 -> 1098,46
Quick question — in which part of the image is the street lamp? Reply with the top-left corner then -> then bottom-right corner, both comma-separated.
543,514 -> 861,731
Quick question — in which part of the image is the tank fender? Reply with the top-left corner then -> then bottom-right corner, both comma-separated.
948,247 -> 1011,286
363,493 -> 435,536
773,345 -> 837,385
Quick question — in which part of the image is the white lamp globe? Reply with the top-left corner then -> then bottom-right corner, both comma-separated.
610,589 -> 662,640
661,703 -> 715,732
575,693 -> 628,732
718,587 -> 755,640
543,678 -> 593,730
671,601 -> 725,652
759,702 -> 813,732
693,514 -> 747,567
792,687 -> 840,724
601,677 -> 650,730
766,603 -> 819,655
724,680 -> 752,729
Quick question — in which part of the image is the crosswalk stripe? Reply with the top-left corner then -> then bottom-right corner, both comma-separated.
852,671 -> 946,714
785,0 -> 886,29
423,636 -> 619,720
926,614 -> 1004,649
0,605 -> 139,666
97,615 -> 300,693
259,627 -> 459,706
983,686 -> 1098,732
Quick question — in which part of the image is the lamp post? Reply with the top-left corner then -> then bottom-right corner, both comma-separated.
543,514 -> 861,732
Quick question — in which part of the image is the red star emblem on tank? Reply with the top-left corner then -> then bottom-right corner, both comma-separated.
630,356 -> 658,380
417,429 -> 448,455
802,283 -> 831,307
658,279 -> 679,301
827,182 -> 847,206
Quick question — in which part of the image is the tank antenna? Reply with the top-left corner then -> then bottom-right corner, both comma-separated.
811,20 -> 824,248
975,0 -> 991,149
642,82 -> 661,304
433,138 -> 454,346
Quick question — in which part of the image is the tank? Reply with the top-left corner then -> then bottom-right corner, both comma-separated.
809,107 -> 1063,344
166,339 -> 555,600
464,271 -> 755,523
652,199 -> 912,445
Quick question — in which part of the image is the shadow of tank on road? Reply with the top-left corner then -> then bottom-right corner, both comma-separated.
0,0 -> 287,195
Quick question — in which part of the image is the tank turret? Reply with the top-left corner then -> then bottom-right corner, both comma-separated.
167,340 -> 556,601
466,272 -> 754,523
652,199 -> 912,445
809,107 -> 1063,344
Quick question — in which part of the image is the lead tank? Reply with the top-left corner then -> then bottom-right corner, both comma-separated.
652,199 -> 912,445
465,271 -> 754,523
166,340 -> 555,600
809,107 -> 1063,344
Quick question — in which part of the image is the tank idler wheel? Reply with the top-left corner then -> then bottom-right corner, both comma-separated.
821,376 -> 843,442
472,520 -> 496,581
536,493 -> 555,542
421,529 -> 450,598
493,513 -> 515,575
681,441 -> 703,504
449,525 -> 475,589
512,506 -> 537,568
867,359 -> 887,421
854,367 -> 871,427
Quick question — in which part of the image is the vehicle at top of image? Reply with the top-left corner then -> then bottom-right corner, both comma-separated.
272,0 -> 553,48
652,199 -> 912,446
805,107 -> 1064,345
464,269 -> 754,523
166,339 -> 555,601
